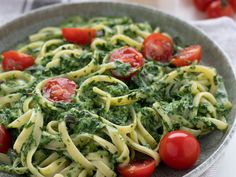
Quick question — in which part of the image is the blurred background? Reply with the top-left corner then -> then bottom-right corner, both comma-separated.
1,0 -> 236,24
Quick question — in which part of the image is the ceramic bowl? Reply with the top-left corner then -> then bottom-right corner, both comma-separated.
0,1 -> 236,177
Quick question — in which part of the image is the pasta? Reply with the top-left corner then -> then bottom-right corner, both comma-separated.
0,16 -> 232,177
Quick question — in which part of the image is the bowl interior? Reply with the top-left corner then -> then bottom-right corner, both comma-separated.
0,1 -> 236,177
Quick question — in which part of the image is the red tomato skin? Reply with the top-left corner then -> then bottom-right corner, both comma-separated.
142,33 -> 173,63
0,124 -> 12,153
117,159 -> 156,177
43,78 -> 77,103
207,0 -> 234,18
109,47 -> 144,80
170,45 -> 202,67
193,0 -> 217,11
2,50 -> 35,71
229,0 -> 236,11
62,28 -> 96,45
159,130 -> 200,170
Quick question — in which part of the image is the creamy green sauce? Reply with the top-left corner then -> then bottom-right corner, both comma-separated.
0,16 -> 232,176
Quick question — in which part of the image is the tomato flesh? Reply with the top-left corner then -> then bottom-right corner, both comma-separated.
159,130 -> 200,170
43,78 -> 77,103
62,28 -> 96,45
193,0 -> 217,11
2,50 -> 35,71
142,33 -> 173,63
0,124 -> 12,153
207,0 -> 234,18
109,47 -> 144,79
117,159 -> 156,177
170,45 -> 202,67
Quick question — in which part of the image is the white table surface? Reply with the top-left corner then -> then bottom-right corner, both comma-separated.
0,0 -> 236,177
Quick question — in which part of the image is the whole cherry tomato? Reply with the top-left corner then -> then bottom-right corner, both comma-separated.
193,0 -> 217,11
159,130 -> 200,170
229,0 -> 236,11
142,33 -> 173,63
207,0 -> 234,18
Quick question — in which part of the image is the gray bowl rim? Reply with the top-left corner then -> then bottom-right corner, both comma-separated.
0,1 -> 236,177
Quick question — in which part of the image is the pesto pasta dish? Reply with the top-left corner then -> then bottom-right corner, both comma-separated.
0,16 -> 232,177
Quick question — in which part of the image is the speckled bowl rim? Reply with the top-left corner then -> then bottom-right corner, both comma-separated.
0,1 -> 236,177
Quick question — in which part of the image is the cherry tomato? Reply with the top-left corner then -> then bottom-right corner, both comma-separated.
43,78 -> 77,103
0,124 -> 12,153
1,50 -> 35,71
159,130 -> 200,170
229,0 -> 236,11
207,0 -> 234,18
117,159 -> 156,177
142,33 -> 173,63
170,45 -> 202,67
109,47 -> 144,79
193,0 -> 217,11
62,28 -> 96,45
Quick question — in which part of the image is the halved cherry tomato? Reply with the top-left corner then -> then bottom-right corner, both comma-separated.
170,45 -> 202,67
193,0 -> 217,11
43,78 -> 77,103
159,130 -> 200,170
207,0 -> 234,18
2,50 -> 35,71
0,124 -> 12,153
142,33 -> 173,63
229,0 -> 236,11
117,159 -> 156,177
109,47 -> 144,79
62,28 -> 96,45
